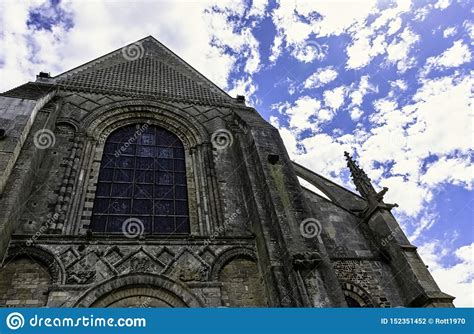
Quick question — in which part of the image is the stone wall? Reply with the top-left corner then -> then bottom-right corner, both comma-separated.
219,256 -> 267,307
0,257 -> 50,307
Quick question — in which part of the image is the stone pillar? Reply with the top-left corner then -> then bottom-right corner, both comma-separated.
366,209 -> 454,307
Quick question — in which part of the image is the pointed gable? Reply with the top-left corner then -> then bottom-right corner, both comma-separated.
53,36 -> 234,106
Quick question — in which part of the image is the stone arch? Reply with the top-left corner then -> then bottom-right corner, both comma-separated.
210,247 -> 257,280
75,100 -> 222,236
79,99 -> 209,148
5,245 -> 65,285
341,281 -> 377,307
211,247 -> 267,307
0,246 -> 64,307
74,273 -> 203,307
55,119 -> 79,134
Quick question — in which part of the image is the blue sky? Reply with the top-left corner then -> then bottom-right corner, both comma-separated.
0,0 -> 472,306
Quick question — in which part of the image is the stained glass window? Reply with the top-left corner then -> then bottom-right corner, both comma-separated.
90,124 -> 189,234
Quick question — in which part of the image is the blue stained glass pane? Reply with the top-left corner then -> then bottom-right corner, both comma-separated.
174,173 -> 186,185
111,183 -> 133,197
100,168 -> 114,182
155,217 -> 175,234
175,201 -> 188,215
157,159 -> 173,171
156,131 -> 175,146
96,183 -> 110,197
108,127 -> 134,142
120,144 -> 136,155
134,184 -> 153,198
139,133 -> 155,146
109,199 -> 131,214
154,200 -> 174,215
132,199 -> 153,214
136,170 -> 153,183
107,216 -> 130,232
116,156 -> 133,168
114,170 -> 133,182
155,186 -> 173,199
92,124 -> 189,235
104,143 -> 117,154
94,199 -> 109,214
157,147 -> 173,158
175,186 -> 187,199
90,215 -> 106,232
140,217 -> 152,233
174,159 -> 185,171
157,172 -> 173,185
101,154 -> 113,167
136,157 -> 154,170
173,148 -> 184,159
137,146 -> 154,157
175,217 -> 190,233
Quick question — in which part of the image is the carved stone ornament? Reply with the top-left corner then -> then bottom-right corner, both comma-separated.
292,252 -> 322,270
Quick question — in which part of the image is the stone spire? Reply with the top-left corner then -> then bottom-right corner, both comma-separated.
344,151 -> 398,220
344,151 -> 378,199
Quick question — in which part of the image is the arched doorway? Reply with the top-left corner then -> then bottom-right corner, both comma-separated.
74,273 -> 202,308
91,285 -> 187,307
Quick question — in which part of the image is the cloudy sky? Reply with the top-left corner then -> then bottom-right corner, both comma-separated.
0,0 -> 472,306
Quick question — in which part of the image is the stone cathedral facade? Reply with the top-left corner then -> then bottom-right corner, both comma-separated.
0,37 -> 453,308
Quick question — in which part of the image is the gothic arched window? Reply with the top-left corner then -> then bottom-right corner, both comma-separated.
90,124 -> 189,234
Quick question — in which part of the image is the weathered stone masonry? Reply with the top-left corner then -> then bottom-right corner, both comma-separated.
0,36 -> 454,307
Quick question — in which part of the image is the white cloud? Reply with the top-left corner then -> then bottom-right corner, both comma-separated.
463,20 -> 474,40
270,0 -> 377,63
442,26 -> 457,38
298,132 -> 354,183
269,34 -> 283,64
248,0 -> 269,18
421,156 -> 473,189
419,242 -> 474,307
277,127 -> 300,157
345,0 -> 413,70
423,40 -> 472,75
349,107 -> 363,121
387,17 -> 402,36
303,66 -> 338,89
349,75 -> 378,106
407,211 -> 437,242
390,79 -> 408,91
275,95 -> 322,131
346,28 -> 387,69
434,0 -> 452,10
385,27 -> 419,72
228,75 -> 259,106
323,86 -> 346,110
0,0 -> 263,92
